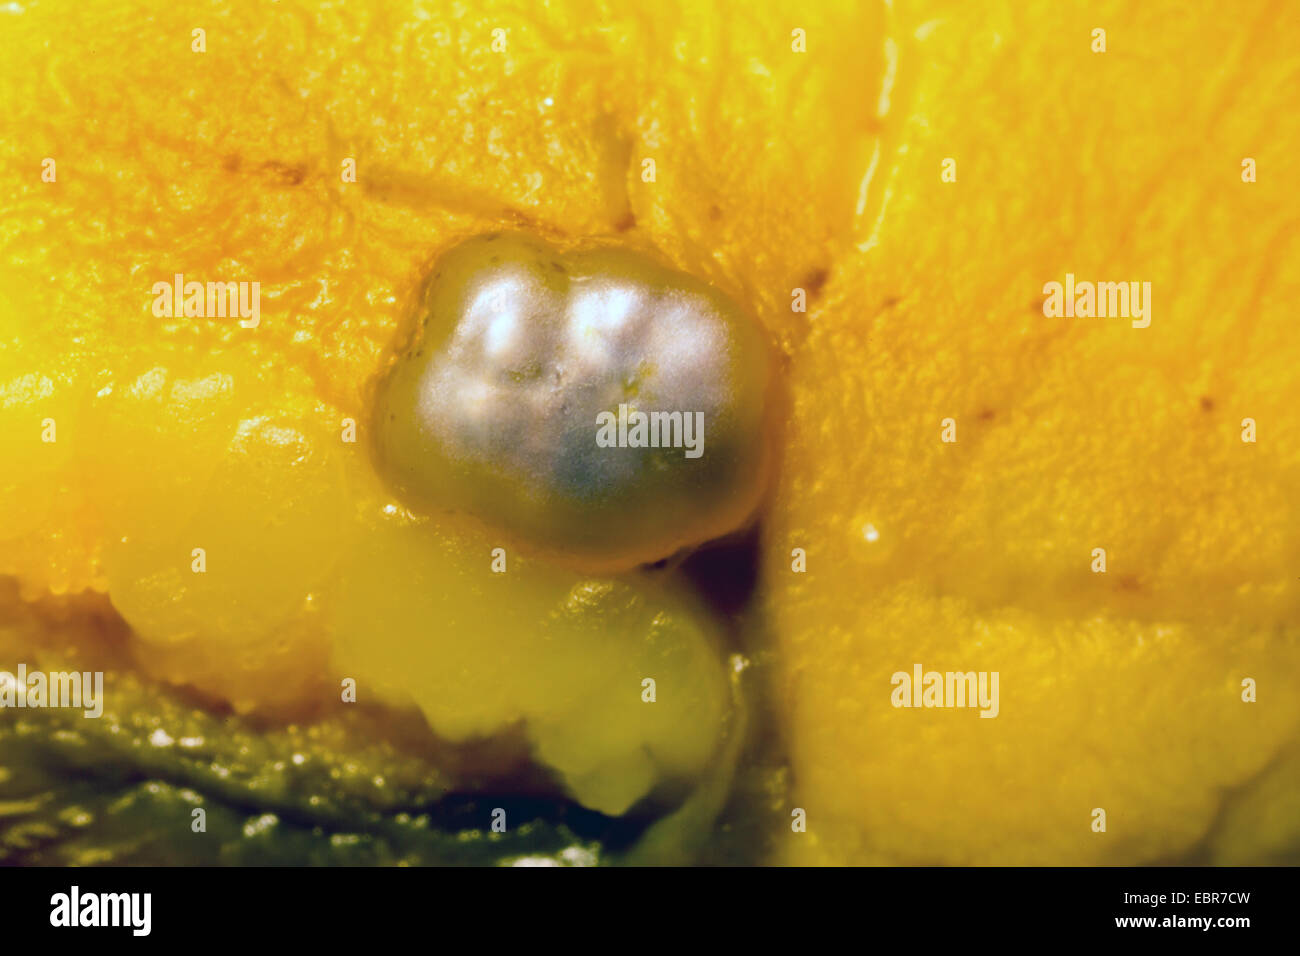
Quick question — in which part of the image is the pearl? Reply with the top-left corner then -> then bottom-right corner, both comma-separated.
373,233 -> 777,570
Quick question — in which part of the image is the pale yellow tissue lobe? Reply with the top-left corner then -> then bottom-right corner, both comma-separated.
0,342 -> 98,597
91,359 -> 348,711
324,501 -> 731,816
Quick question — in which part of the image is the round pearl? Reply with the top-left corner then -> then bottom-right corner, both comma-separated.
373,233 -> 777,571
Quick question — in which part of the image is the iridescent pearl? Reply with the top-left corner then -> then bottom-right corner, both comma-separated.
374,233 -> 777,571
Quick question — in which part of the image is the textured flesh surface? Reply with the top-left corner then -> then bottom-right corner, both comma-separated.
0,0 -> 1297,863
